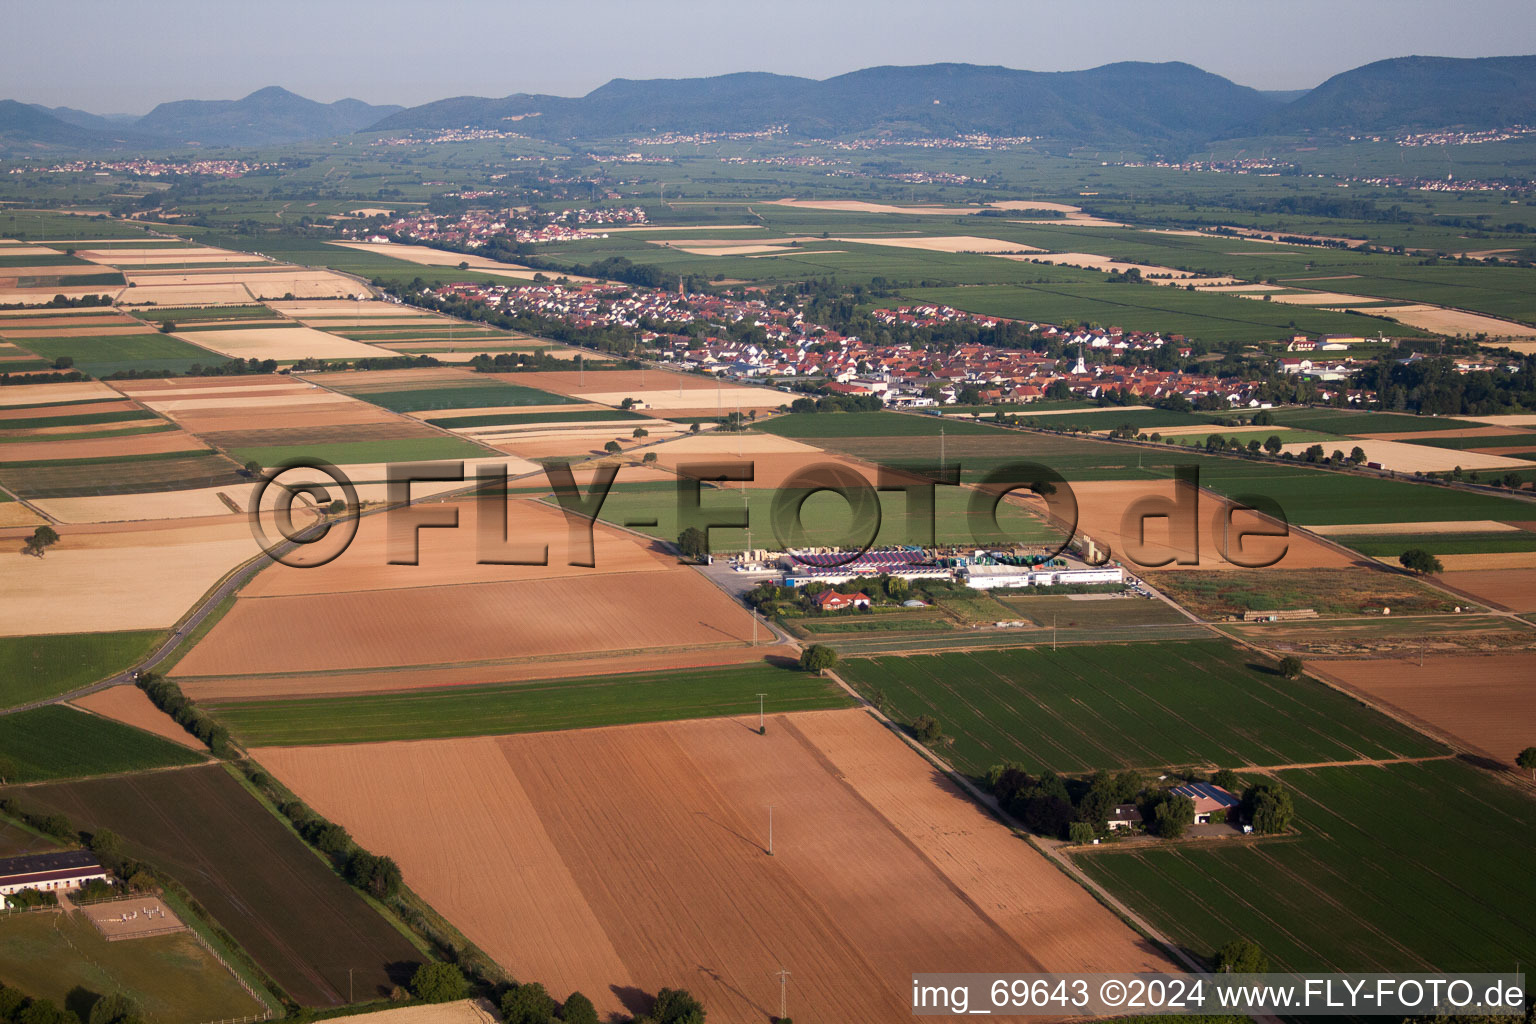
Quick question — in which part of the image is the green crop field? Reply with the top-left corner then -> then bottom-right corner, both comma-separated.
1013,408 -> 1216,431
905,282 -> 1392,343
13,333 -> 225,378
1253,407 -> 1488,435
0,705 -> 204,782
756,411 -> 1003,438
836,640 -> 1444,778
207,661 -> 851,746
1335,530 -> 1536,557
0,630 -> 165,707
1077,760 -> 1536,971
340,382 -> 578,413
228,435 -> 490,468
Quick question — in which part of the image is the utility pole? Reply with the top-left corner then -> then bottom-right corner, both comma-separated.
757,693 -> 767,734
940,424 -> 946,471
348,968 -> 354,1004
766,805 -> 774,856
774,967 -> 791,1022
1053,614 -> 1057,651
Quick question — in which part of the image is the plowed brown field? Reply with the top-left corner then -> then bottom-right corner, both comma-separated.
1439,567 -> 1536,612
1316,653 -> 1536,764
254,709 -> 1169,1022
72,685 -> 204,749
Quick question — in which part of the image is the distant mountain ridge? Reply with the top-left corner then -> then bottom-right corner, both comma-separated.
2,55 -> 1535,153
1266,55 -> 1536,132
370,61 -> 1278,142
133,86 -> 404,146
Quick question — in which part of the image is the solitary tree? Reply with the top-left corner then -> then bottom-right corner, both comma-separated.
603,440 -> 622,455
1399,548 -> 1444,575
159,319 -> 176,333
632,426 -> 649,438
1263,434 -> 1283,455
1350,446 -> 1368,465
52,355 -> 73,370
911,714 -> 943,744
25,525 -> 60,557
1068,821 -> 1096,846
409,962 -> 466,1003
1214,937 -> 1270,974
676,526 -> 708,559
642,451 -> 658,464
799,644 -> 838,675
242,459 -> 263,480
1517,746 -> 1536,781
1278,655 -> 1304,679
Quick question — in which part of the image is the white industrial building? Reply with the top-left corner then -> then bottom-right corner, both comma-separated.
961,564 -> 1125,590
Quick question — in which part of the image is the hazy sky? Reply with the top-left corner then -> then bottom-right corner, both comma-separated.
9,0 -> 1536,114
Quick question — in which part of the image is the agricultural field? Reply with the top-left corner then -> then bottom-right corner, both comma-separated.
1076,760 -> 1536,972
206,661 -> 850,746
18,764 -> 424,1007
835,640 -> 1444,777
0,629 -> 164,707
1144,567 -> 1465,618
252,708 -> 1173,1022
0,704 -> 205,782
0,908 -> 265,1024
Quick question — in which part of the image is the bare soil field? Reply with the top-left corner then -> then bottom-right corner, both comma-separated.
175,566 -> 757,677
0,518 -> 258,635
0,381 -> 118,406
268,301 -> 443,320
324,242 -> 593,282
72,685 -> 204,749
0,429 -> 206,463
1278,438 -> 1529,472
1067,480 -> 1358,570
1316,652 -> 1536,764
78,895 -> 186,940
1438,568 -> 1536,612
837,235 -> 1045,254
253,708 -> 1169,1022
241,497 -> 673,597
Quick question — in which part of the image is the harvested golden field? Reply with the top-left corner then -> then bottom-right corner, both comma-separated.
254,709 -> 1169,1022
72,685 -> 204,749
32,482 -> 254,524
1278,439 -> 1529,473
333,1000 -> 498,1024
175,566 -> 756,677
0,518 -> 258,635
0,429 -> 206,463
169,326 -> 394,361
1316,653 -> 1536,764
1067,480 -> 1359,570
835,235 -> 1044,254
1314,519 -> 1521,536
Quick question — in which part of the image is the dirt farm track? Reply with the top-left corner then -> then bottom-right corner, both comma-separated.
255,709 -> 1171,1022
